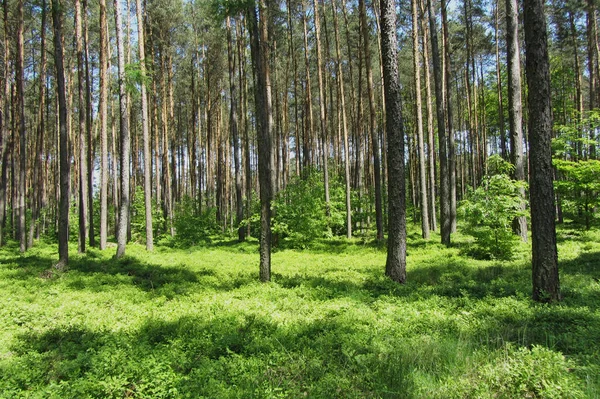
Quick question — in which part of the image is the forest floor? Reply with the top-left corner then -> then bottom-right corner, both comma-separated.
0,225 -> 599,398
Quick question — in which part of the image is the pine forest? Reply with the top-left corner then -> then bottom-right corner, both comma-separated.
0,0 -> 599,397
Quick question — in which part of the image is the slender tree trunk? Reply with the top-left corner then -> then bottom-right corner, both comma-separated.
28,0 -> 47,249
381,0 -> 407,283
332,0 -> 352,238
249,0 -> 273,282
0,0 -> 11,247
587,0 -> 598,158
302,1 -> 314,170
135,0 -> 153,251
52,0 -> 70,269
312,0 -> 331,216
524,0 -> 560,302
76,0 -> 88,253
506,0 -> 527,242
428,0 -> 451,246
114,0 -> 130,258
441,0 -> 456,235
83,0 -> 95,247
359,0 -> 384,241
99,0 -> 109,250
494,0 -> 506,160
237,20 -> 252,237
227,18 -> 244,242
16,0 -> 26,252
412,0 -> 429,239
419,0 -> 437,232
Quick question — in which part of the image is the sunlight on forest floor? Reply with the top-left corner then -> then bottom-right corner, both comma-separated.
0,225 -> 599,398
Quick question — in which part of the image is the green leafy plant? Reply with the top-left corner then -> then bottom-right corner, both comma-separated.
271,169 -> 346,248
459,155 -> 527,260
553,159 -> 600,229
130,186 -> 165,244
173,197 -> 220,246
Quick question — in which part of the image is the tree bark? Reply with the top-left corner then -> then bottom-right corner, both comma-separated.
83,0 -> 95,247
0,0 -> 11,246
495,0 -> 506,160
381,0 -> 407,283
302,1 -> 314,170
506,0 -> 527,242
249,0 -> 273,282
359,0 -> 384,241
524,0 -> 560,302
227,18 -> 244,242
99,0 -> 109,250
441,0 -> 456,234
16,0 -> 26,252
135,0 -> 154,251
313,0 -> 331,216
413,0 -> 429,239
76,0 -> 88,253
427,0 -> 451,246
114,0 -> 130,258
332,0 -> 352,238
52,0 -> 70,269
419,0 -> 437,232
28,0 -> 47,249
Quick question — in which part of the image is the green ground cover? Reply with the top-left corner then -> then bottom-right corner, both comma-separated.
0,226 -> 599,398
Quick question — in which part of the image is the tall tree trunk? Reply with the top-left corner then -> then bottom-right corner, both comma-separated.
83,0 -> 95,247
359,0 -> 384,241
587,0 -> 598,158
16,0 -> 26,252
238,20 -> 252,237
0,0 -> 11,246
28,0 -> 47,249
495,0 -> 506,160
313,0 -> 331,216
227,18 -> 244,242
332,0 -> 352,238
412,0 -> 429,239
52,0 -> 70,269
381,0 -> 407,283
524,0 -> 560,302
428,0 -> 451,246
302,1 -> 314,170
76,0 -> 88,253
419,0 -> 437,232
249,0 -> 273,282
114,0 -> 130,258
135,0 -> 153,250
99,0 -> 109,250
506,0 -> 527,242
441,0 -> 456,234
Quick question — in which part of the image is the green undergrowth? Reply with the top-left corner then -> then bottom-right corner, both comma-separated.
0,226 -> 599,398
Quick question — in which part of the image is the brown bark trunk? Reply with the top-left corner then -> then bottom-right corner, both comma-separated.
524,0 -> 561,302
76,0 -> 88,253
16,0 -> 26,252
359,0 -> 384,241
413,0 -> 429,239
381,0 -> 407,283
249,0 -> 273,282
99,0 -> 109,250
427,0 -> 451,246
52,0 -> 70,268
115,0 -> 131,258
506,0 -> 527,242
136,0 -> 153,250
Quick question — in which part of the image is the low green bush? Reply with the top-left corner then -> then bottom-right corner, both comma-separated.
459,155 -> 527,260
